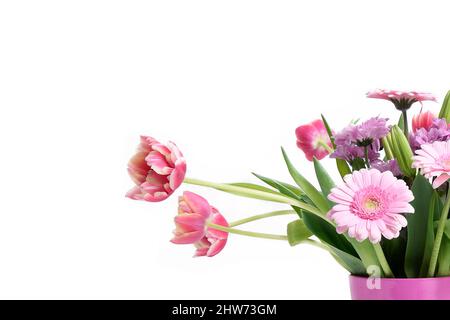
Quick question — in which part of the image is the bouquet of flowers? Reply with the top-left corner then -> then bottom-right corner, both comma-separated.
126,89 -> 450,296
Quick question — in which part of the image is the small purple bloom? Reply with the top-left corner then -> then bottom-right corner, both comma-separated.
332,144 -> 379,163
371,159 -> 402,177
331,117 -> 388,163
409,118 -> 450,151
354,117 -> 390,146
334,125 -> 357,147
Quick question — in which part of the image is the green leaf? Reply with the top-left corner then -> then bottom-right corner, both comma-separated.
336,159 -> 352,177
381,233 -> 407,278
405,175 -> 435,278
313,157 -> 336,211
350,158 -> 366,171
438,90 -> 450,121
321,114 -> 336,148
419,192 -> 442,277
288,219 -> 366,275
250,173 -> 304,198
253,172 -> 309,217
437,236 -> 450,276
313,158 -> 335,198
281,147 -> 330,214
387,126 -> 415,177
398,113 -> 405,132
327,244 -> 367,275
227,182 -> 280,195
287,220 -> 313,246
437,219 -> 450,240
381,136 -> 394,160
302,211 -> 358,258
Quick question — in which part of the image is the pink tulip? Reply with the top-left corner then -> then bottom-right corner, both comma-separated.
412,111 -> 436,133
172,191 -> 229,258
126,136 -> 186,202
295,119 -> 333,161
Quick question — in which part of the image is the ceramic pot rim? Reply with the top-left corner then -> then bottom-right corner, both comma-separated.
350,275 -> 450,282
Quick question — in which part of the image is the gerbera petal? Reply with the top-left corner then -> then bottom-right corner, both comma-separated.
432,173 -> 450,189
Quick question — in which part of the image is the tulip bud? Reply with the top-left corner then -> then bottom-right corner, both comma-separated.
438,90 -> 450,122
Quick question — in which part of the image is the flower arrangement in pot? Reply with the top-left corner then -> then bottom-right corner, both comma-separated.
126,89 -> 450,300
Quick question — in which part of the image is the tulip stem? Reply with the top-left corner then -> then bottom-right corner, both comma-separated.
428,186 -> 450,277
183,177 -> 326,220
206,222 -> 288,241
228,210 -> 296,228
206,222 -> 329,251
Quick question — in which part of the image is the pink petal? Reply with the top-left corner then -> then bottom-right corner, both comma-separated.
432,173 -> 450,189
206,239 -> 227,257
171,230 -> 204,244
183,191 -> 211,218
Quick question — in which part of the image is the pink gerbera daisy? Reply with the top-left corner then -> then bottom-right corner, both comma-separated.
367,89 -> 437,111
412,140 -> 450,189
328,169 -> 414,243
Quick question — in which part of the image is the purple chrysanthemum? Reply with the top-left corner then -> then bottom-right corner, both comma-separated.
353,117 -> 390,146
409,118 -> 450,151
332,144 -> 380,163
331,117 -> 389,163
371,160 -> 402,177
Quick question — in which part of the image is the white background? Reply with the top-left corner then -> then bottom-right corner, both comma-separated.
0,0 -> 449,300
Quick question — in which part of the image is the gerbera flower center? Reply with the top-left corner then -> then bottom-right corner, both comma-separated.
364,197 -> 379,211
351,187 -> 388,220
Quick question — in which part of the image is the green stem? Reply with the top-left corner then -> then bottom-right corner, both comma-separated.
206,222 -> 288,241
428,186 -> 450,277
364,146 -> 371,168
206,222 -> 330,252
183,178 -> 382,272
402,109 -> 409,137
302,239 -> 334,252
228,210 -> 296,228
184,177 -> 325,219
374,243 -> 394,278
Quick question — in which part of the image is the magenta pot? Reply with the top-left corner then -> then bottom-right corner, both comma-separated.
350,275 -> 450,300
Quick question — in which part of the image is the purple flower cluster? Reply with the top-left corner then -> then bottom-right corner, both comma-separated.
409,118 -> 450,151
331,117 -> 390,164
353,117 -> 391,145
371,159 -> 402,177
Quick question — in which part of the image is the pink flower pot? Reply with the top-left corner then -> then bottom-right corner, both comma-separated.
350,276 -> 450,300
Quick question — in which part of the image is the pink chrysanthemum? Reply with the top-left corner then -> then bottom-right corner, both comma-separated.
171,191 -> 229,257
367,89 -> 437,111
412,140 -> 450,189
295,119 -> 333,161
328,169 -> 414,243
